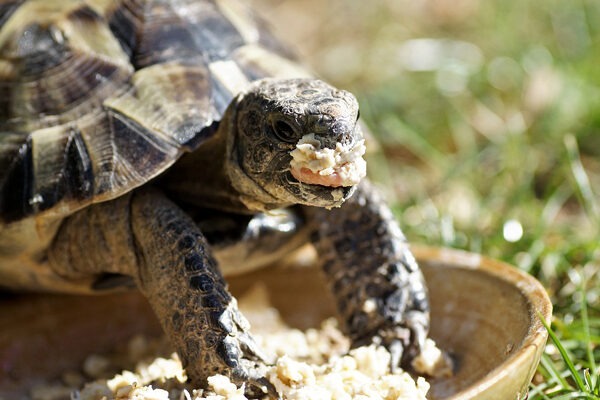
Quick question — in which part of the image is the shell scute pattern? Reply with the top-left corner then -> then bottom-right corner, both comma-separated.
0,0 -> 305,224
123,0 -> 247,67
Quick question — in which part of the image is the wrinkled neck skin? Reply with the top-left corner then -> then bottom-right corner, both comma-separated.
162,96 -> 289,215
224,97 -> 292,212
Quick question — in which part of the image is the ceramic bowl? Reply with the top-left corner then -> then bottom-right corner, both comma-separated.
0,246 -> 551,399
227,246 -> 552,400
411,246 -> 551,399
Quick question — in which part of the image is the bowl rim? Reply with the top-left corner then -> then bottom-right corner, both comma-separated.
411,245 -> 552,399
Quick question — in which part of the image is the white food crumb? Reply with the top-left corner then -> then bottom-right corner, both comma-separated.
207,375 -> 247,399
412,338 -> 454,378
269,344 -> 429,400
349,345 -> 390,378
137,354 -> 187,384
83,354 -> 111,378
290,133 -> 367,186
78,381 -> 113,399
128,335 -> 150,361
115,384 -> 170,400
362,298 -> 378,313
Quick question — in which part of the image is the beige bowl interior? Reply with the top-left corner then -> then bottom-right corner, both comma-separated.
412,246 -> 551,399
0,246 -> 551,399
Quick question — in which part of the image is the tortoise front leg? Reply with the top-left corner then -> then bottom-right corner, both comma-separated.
304,181 -> 429,369
129,190 -> 274,389
49,189 -> 274,395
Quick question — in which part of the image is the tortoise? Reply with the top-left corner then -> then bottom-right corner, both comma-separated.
0,0 -> 429,396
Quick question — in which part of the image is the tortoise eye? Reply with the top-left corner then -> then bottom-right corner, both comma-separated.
272,120 -> 296,143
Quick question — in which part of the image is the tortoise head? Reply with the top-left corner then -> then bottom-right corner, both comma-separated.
226,78 -> 366,211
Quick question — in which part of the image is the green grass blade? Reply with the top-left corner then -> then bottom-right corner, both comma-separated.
528,382 -> 553,400
580,279 -> 598,392
548,393 -> 600,400
583,369 -> 594,394
564,134 -> 600,225
540,352 -> 572,390
540,315 -> 589,392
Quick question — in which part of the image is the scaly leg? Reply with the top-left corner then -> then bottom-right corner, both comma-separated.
49,189 -> 275,395
304,181 -> 429,370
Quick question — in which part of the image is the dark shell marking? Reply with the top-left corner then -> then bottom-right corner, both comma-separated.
0,0 -> 309,223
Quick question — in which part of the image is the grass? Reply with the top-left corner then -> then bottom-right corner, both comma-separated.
254,0 -> 600,397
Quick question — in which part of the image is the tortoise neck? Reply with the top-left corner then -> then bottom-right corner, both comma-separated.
160,97 -> 285,214
160,113 -> 252,214
224,102 -> 288,212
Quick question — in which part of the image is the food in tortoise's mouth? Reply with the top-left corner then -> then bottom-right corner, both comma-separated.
289,133 -> 367,187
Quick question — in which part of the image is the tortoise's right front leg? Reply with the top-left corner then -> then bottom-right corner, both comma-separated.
48,190 -> 274,395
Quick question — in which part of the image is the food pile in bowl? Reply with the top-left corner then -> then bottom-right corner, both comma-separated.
70,286 -> 451,400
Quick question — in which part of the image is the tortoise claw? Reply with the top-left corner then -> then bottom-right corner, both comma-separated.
374,310 -> 429,373
388,340 -> 404,374
404,310 -> 429,361
232,359 -> 280,399
248,376 -> 280,400
238,330 -> 276,365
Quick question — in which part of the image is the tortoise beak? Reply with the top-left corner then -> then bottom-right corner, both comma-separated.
284,170 -> 358,208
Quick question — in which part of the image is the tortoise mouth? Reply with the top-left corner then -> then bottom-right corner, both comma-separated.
290,165 -> 362,188
284,171 -> 356,207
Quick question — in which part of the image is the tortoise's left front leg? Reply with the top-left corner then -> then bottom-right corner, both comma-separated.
303,181 -> 429,369
48,190 -> 276,396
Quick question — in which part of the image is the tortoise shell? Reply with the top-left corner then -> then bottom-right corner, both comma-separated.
0,0 -> 311,224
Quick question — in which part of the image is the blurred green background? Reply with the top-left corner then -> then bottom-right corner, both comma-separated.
253,0 -> 600,397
